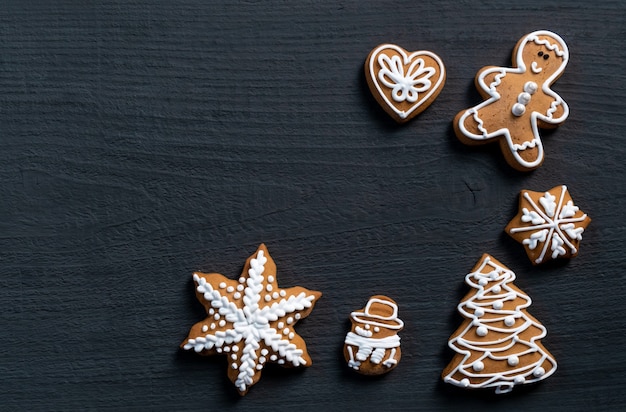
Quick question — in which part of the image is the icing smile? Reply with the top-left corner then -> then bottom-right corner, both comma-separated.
531,62 -> 542,74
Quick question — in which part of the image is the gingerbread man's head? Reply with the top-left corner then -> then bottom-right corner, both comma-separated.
515,30 -> 569,84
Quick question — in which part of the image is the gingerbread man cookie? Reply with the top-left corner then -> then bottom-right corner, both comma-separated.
344,295 -> 404,375
365,44 -> 446,123
454,30 -> 569,171
181,244 -> 322,395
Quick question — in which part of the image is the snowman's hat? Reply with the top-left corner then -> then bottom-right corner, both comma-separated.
351,295 -> 404,330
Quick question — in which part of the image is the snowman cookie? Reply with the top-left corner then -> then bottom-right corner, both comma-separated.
343,295 -> 404,375
454,30 -> 569,171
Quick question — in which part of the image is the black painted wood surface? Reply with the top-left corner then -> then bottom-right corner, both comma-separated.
1,1 -> 625,410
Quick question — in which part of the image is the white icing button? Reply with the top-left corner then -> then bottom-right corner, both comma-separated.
460,378 -> 470,388
208,308 -> 215,315
475,308 -> 485,317
259,356 -> 266,364
261,349 -> 268,356
256,364 -> 263,370
264,294 -> 272,302
476,326 -> 488,337
239,277 -> 245,283
268,276 -> 274,282
231,363 -> 238,369
492,285 -> 501,293
272,292 -> 279,299
288,332 -> 294,339
232,345 -> 239,352
472,361 -> 485,372
286,317 -> 294,325
514,376 -> 525,384
518,92 -> 531,105
218,320 -> 226,327
374,327 -> 380,332
277,322 -> 284,329
231,353 -> 237,360
223,346 -> 230,352
278,359 -> 285,365
201,325 -> 208,332
478,278 -> 488,286
214,313 -> 220,320
365,324 -> 370,330
512,103 -> 526,116
279,290 -> 286,297
219,282 -> 227,289
210,323 -> 216,330
507,355 -> 520,366
226,286 -> 234,293
237,284 -> 244,291
295,313 -> 301,320
489,271 -> 498,280
266,284 -> 273,292
270,355 -> 277,361
233,292 -> 241,299
533,367 -> 546,377
283,328 -> 290,335
504,316 -> 516,326
493,301 -> 503,310
524,81 -> 538,94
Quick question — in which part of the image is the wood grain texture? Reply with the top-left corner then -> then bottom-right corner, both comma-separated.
1,0 -> 625,410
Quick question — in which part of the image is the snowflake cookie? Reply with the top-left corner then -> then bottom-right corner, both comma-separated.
454,30 -> 569,171
442,254 -> 557,394
344,295 -> 404,375
505,185 -> 591,265
181,244 -> 322,395
365,44 -> 446,123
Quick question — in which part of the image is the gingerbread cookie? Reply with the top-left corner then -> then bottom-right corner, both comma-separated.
442,254 -> 557,394
454,30 -> 569,171
344,295 -> 403,375
505,185 -> 591,265
365,44 -> 446,123
181,244 -> 322,395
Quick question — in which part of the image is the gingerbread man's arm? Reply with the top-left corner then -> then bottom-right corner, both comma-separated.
537,92 -> 569,127
474,66 -> 507,98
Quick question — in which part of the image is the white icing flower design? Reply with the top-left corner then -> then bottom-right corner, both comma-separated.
507,185 -> 590,264
377,54 -> 435,103
181,244 -> 321,395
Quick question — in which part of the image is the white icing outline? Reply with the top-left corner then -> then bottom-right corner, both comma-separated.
443,255 -> 557,394
369,44 -> 445,119
182,249 -> 318,394
456,30 -> 569,169
509,185 -> 589,264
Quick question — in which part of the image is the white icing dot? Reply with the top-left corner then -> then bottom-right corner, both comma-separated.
514,376 -> 525,384
231,353 -> 237,360
216,348 -> 222,353
256,364 -> 263,370
214,314 -> 220,320
476,326 -> 488,337
472,361 -> 485,372
504,316 -> 516,326
475,308 -> 485,317
512,103 -> 526,116
259,356 -> 266,364
264,294 -> 272,302
524,81 -> 538,94
266,284 -> 273,292
365,324 -> 370,330
286,317 -> 294,325
461,378 -> 470,388
232,345 -> 239,352
268,276 -> 274,282
237,284 -> 244,291
201,325 -> 208,332
231,363 -> 238,369
288,332 -> 294,340
492,285 -> 502,293
270,355 -> 277,361
210,323 -> 216,330
272,292 -> 279,299
474,273 -> 482,281
219,282 -> 226,289
533,367 -> 546,377
224,346 -> 230,353
233,292 -> 241,299
374,327 -> 380,333
239,277 -> 245,283
479,278 -> 488,286
508,355 -> 520,366
283,328 -> 290,335
219,320 -> 226,327
279,290 -> 286,297
489,272 -> 498,280
493,301 -> 503,310
278,359 -> 285,365
295,313 -> 301,320
261,349 -> 268,356
226,286 -> 234,293
518,92 -> 531,105
208,308 -> 215,315
277,322 -> 284,329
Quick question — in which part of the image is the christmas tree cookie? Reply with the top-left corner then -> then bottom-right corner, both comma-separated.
505,185 -> 591,265
344,295 -> 404,375
442,254 -> 557,394
181,244 -> 322,395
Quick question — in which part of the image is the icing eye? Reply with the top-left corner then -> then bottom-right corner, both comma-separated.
537,51 -> 544,57
543,54 -> 550,60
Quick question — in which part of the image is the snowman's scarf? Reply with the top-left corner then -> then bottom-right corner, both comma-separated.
345,332 -> 401,349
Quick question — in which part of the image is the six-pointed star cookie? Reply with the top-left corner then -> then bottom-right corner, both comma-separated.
181,244 -> 322,395
505,185 -> 591,265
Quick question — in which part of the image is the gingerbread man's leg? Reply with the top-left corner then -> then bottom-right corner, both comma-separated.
500,122 -> 544,169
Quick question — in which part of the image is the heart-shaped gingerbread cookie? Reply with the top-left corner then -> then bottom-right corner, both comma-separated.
365,44 -> 446,123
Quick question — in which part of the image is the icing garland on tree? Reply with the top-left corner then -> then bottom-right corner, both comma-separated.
442,254 -> 557,394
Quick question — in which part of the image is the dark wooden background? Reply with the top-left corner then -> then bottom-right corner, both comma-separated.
1,1 -> 625,410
